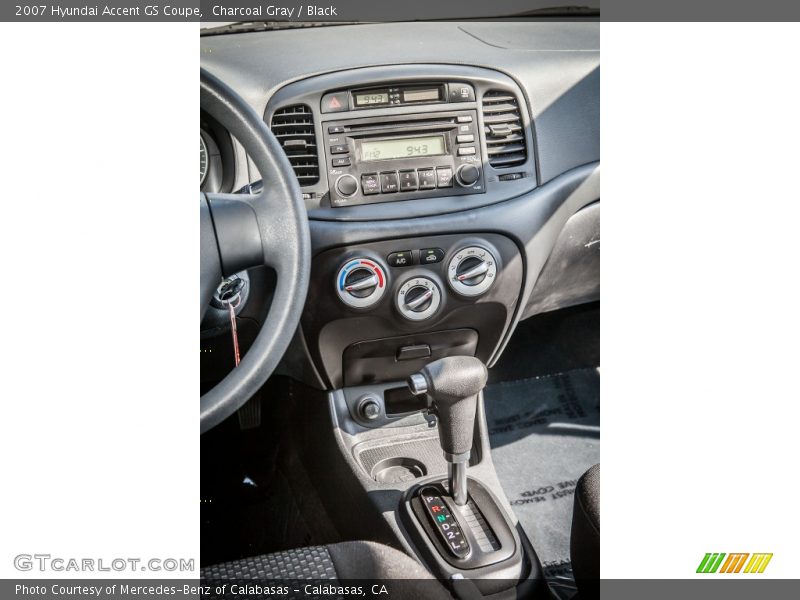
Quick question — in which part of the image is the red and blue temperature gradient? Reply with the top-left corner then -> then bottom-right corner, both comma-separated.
338,258 -> 385,291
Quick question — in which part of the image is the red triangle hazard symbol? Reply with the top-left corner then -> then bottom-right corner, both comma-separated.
329,96 -> 341,109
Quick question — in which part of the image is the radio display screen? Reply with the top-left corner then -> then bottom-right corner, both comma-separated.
354,91 -> 389,106
360,135 -> 446,161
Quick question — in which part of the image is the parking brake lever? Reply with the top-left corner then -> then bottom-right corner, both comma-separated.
408,356 -> 488,505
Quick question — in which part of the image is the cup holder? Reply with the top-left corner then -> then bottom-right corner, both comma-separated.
370,457 -> 427,484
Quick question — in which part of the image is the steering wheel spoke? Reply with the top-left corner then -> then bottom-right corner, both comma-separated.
205,191 -> 264,276
200,193 -> 223,323
205,187 -> 307,275
200,68 -> 310,434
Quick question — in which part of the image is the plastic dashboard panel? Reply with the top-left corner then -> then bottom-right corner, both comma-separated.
200,22 -> 600,383
200,21 -> 599,193
263,64 -> 538,220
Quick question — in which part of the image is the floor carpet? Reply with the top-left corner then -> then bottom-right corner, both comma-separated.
484,367 -> 600,594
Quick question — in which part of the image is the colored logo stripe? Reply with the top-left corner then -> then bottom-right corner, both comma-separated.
697,553 -> 726,573
697,552 -> 772,574
743,553 -> 773,574
719,553 -> 749,573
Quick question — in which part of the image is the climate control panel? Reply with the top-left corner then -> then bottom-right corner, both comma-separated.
303,233 -> 522,388
333,244 -> 498,321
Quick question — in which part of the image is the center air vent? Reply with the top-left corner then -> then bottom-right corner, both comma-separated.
481,91 -> 527,168
270,104 -> 319,186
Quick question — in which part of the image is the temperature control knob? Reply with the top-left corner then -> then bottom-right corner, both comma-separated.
447,246 -> 497,297
335,258 -> 387,308
455,164 -> 480,187
397,277 -> 442,321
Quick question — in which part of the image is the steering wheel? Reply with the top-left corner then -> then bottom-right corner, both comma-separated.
200,68 -> 310,433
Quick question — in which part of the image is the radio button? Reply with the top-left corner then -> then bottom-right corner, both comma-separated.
328,125 -> 345,134
399,170 -> 418,191
380,172 -> 399,193
332,157 -> 351,167
456,134 -> 475,143
458,124 -> 473,134
457,147 -> 476,156
330,144 -> 348,155
362,174 -> 380,195
418,169 -> 436,189
436,167 -> 453,188
448,83 -> 475,103
457,115 -> 473,123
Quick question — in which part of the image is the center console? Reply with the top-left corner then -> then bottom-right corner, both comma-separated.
263,64 -> 545,598
292,230 -> 541,596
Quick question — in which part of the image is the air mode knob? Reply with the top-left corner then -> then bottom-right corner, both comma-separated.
455,164 -> 480,187
335,258 -> 387,308
447,246 -> 498,297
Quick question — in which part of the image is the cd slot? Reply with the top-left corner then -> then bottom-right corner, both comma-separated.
345,117 -> 457,134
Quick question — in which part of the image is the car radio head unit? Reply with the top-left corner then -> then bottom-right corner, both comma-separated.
324,109 -> 484,208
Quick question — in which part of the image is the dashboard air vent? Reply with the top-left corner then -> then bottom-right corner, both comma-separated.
270,104 -> 319,186
481,91 -> 527,168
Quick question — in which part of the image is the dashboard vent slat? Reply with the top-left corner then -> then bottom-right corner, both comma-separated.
481,90 -> 527,169
481,102 -> 519,115
270,104 -> 319,186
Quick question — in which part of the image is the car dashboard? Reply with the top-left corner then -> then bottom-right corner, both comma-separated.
200,20 -> 599,392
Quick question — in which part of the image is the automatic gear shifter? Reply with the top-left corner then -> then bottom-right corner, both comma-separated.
407,356 -> 488,505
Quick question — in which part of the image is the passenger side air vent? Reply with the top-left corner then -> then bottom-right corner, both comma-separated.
481,91 -> 527,168
270,104 -> 319,186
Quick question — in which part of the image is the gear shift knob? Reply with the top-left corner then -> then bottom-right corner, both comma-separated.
408,356 -> 488,505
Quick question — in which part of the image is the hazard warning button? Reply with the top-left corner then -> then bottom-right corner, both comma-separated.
321,91 -> 349,113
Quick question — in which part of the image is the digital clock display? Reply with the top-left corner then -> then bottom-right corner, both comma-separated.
360,136 -> 446,161
354,92 -> 389,105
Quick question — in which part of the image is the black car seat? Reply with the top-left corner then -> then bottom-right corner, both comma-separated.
202,540 -> 451,598
570,464 -> 599,599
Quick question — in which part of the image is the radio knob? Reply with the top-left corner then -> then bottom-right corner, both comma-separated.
455,164 -> 480,187
336,174 -> 358,197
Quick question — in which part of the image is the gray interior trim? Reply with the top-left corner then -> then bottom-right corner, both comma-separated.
201,21 -> 599,189
307,163 -> 599,370
523,200 -> 600,318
